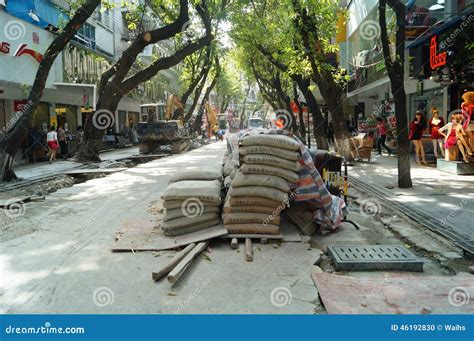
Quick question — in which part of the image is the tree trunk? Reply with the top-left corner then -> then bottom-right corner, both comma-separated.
380,0 -> 412,188
77,0 -> 213,162
0,0 -> 101,181
192,62 -> 220,133
293,83 -> 306,140
294,76 -> 328,150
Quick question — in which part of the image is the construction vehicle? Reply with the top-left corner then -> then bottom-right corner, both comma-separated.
137,95 -> 190,154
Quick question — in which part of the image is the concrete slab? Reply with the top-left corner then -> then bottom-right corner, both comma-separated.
437,159 -> 474,175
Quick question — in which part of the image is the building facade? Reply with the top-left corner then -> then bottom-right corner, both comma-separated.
341,0 -> 474,137
0,0 -> 180,162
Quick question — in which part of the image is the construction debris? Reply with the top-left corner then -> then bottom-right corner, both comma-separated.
167,241 -> 209,284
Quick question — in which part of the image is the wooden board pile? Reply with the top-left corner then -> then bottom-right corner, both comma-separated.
160,169 -> 223,236
222,134 -> 302,235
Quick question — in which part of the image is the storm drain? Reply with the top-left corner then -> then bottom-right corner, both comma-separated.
328,245 -> 423,272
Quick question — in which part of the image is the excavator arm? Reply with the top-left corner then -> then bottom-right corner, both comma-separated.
165,94 -> 184,121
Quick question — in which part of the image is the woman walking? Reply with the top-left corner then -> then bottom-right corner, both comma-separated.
409,111 -> 427,165
376,117 -> 392,155
46,126 -> 59,163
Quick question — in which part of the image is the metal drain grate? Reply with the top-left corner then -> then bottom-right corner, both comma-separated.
328,245 -> 423,272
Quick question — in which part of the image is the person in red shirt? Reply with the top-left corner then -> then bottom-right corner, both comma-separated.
376,117 -> 392,156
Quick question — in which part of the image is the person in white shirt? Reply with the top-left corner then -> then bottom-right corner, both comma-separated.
46,126 -> 59,163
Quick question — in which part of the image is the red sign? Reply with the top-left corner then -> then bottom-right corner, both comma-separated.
14,44 -> 43,63
430,35 -> 447,70
0,42 -> 10,54
14,100 -> 27,112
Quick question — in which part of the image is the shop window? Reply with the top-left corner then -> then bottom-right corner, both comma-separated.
32,102 -> 49,133
55,104 -> 78,134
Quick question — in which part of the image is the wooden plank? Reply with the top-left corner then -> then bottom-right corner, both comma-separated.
230,238 -> 238,249
167,241 -> 208,284
222,234 -> 284,240
112,223 -> 227,252
312,272 -> 474,314
65,168 -> 128,175
152,243 -> 196,281
245,238 -> 253,262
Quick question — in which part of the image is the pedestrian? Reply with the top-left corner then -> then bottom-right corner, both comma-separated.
46,126 -> 59,163
376,117 -> 392,155
57,124 -> 68,159
409,111 -> 428,165
327,122 -> 335,145
76,125 -> 84,145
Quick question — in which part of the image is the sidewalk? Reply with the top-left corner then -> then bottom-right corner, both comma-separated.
12,147 -> 139,180
348,153 -> 474,241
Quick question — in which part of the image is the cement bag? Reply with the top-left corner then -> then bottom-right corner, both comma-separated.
240,163 -> 299,183
223,198 -> 276,214
162,180 -> 221,203
228,186 -> 288,204
163,206 -> 220,222
224,223 -> 280,235
164,219 -> 221,236
223,213 -> 280,225
162,212 -> 219,230
242,154 -> 302,172
230,196 -> 281,208
163,199 -> 218,210
241,134 -> 300,151
231,172 -> 290,193
240,145 -> 300,161
169,168 -> 222,183
223,158 -> 235,177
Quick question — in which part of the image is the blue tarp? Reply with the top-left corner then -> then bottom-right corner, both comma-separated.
5,0 -> 67,29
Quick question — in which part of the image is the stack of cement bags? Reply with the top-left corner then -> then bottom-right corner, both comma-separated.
161,168 -> 223,236
223,134 -> 302,235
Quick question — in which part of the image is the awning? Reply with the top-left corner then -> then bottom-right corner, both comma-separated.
346,76 -> 390,98
407,9 -> 474,49
5,0 -> 67,29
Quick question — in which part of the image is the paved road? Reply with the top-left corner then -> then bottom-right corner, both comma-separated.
0,142 -> 321,314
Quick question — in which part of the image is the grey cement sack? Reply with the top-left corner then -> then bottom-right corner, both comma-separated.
163,199 -> 218,210
169,168 -> 222,183
228,186 -> 288,204
224,223 -> 280,235
242,154 -> 302,172
163,206 -> 220,222
163,218 -> 221,236
162,180 -> 221,203
240,163 -> 299,183
240,145 -> 300,161
161,212 -> 219,230
229,196 -> 281,208
240,134 -> 300,151
231,172 -> 291,193
222,213 -> 280,225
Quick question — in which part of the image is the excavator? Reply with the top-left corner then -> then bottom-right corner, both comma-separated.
137,94 -> 191,154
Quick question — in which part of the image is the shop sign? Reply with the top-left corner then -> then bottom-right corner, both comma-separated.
14,100 -> 27,112
387,115 -> 397,129
430,35 -> 447,70
0,41 -> 43,63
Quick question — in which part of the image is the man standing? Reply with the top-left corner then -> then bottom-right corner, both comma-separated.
376,117 -> 392,156
57,124 -> 68,159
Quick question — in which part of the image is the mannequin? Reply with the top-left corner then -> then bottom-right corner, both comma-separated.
439,116 -> 472,163
461,91 -> 474,151
429,108 -> 445,158
409,111 -> 427,165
